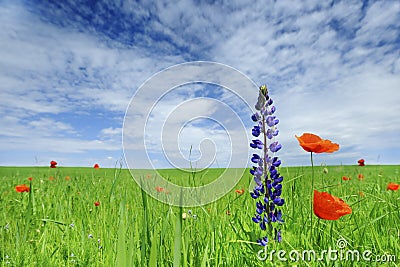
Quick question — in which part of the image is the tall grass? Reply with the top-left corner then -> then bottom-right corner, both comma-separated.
0,165 -> 399,266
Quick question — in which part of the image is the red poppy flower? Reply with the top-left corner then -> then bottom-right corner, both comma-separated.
342,176 -> 351,181
357,159 -> 365,166
235,188 -> 245,194
359,191 -> 365,197
295,133 -> 339,153
146,174 -> 151,179
50,160 -> 57,168
27,177 -> 33,181
155,186 -> 164,192
15,184 -> 30,193
358,174 -> 364,180
93,164 -> 100,169
313,190 -> 352,220
65,176 -> 70,181
387,183 -> 399,191
94,201 -> 100,206
49,176 -> 55,181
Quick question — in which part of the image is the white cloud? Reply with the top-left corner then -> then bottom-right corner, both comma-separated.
0,0 -> 399,167
100,127 -> 122,136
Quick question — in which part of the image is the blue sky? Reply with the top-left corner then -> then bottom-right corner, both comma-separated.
0,0 -> 399,168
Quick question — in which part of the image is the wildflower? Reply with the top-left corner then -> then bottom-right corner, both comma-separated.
15,184 -> 30,193
88,234 -> 93,239
93,163 -> 100,169
65,176 -> 70,181
5,255 -> 10,265
69,223 -> 75,228
342,176 -> 351,181
27,177 -> 33,181
235,188 -> 245,195
358,174 -> 364,180
4,223 -> 10,230
250,139 -> 263,149
387,183 -> 399,191
146,174 -> 151,179
192,214 -> 197,220
182,213 -> 187,220
323,167 -> 328,174
50,160 -> 57,168
70,253 -> 76,263
357,159 -> 365,166
249,85 -> 284,246
94,201 -> 100,207
49,176 -> 55,181
295,133 -> 339,153
313,190 -> 352,220
226,210 -> 231,215
275,229 -> 282,242
295,133 -> 339,237
257,236 -> 268,246
359,191 -> 365,197
155,186 -> 164,192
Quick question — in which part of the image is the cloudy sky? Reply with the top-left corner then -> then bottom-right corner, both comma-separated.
1,0 -> 399,168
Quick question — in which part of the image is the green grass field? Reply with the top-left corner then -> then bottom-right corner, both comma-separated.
0,165 -> 399,266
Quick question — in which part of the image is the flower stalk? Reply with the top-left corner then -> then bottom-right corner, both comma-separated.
250,85 -> 284,246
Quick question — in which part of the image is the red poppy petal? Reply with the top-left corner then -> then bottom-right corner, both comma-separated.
387,183 -> 399,191
295,133 -> 339,154
313,190 -> 352,220
15,184 -> 30,193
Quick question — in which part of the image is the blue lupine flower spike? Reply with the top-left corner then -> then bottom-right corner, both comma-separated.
249,84 -> 284,246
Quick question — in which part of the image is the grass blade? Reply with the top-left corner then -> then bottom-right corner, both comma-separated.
140,177 -> 150,267
115,192 -> 127,267
148,227 -> 159,267
173,191 -> 183,267
200,244 -> 209,267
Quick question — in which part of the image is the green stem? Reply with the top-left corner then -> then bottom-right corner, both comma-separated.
321,164 -> 326,190
261,114 -> 272,235
310,152 -> 314,241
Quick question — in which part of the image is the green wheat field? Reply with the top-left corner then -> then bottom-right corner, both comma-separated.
1,165 -> 399,266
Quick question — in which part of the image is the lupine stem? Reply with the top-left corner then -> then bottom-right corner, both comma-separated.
261,113 -> 271,235
262,115 -> 269,199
